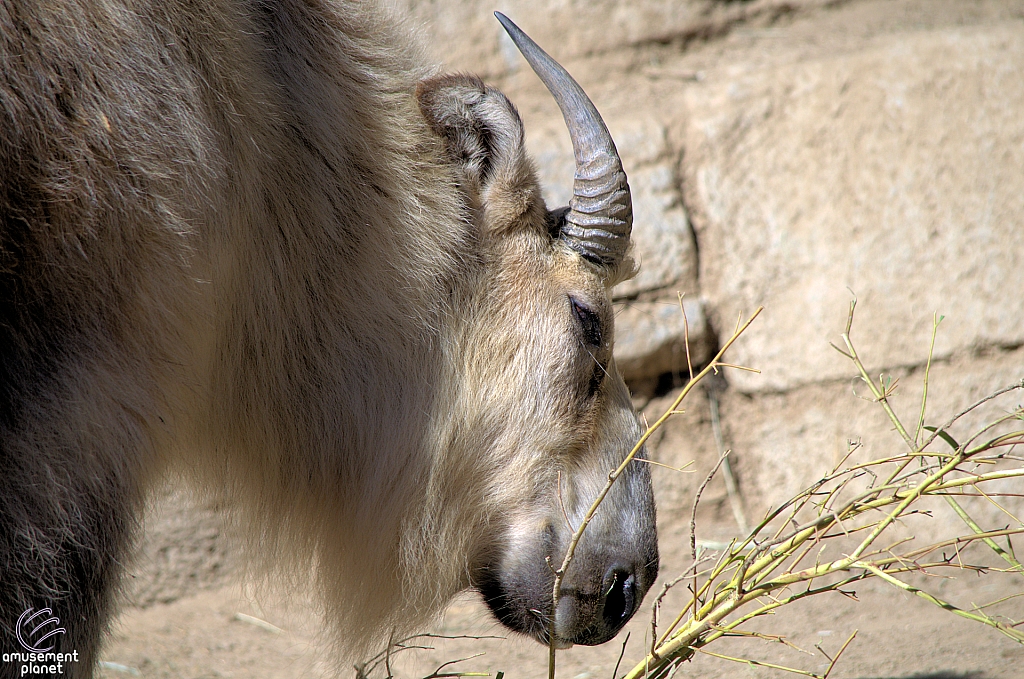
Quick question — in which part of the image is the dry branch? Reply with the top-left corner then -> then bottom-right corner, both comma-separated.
615,300 -> 1024,679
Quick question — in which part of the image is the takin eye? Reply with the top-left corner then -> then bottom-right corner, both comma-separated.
570,297 -> 603,347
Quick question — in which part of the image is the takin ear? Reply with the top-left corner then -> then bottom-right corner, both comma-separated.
417,74 -> 548,236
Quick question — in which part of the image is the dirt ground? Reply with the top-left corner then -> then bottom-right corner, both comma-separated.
99,524 -> 1024,679
96,1 -> 1024,678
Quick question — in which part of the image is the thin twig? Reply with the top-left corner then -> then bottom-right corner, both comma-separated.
692,450 -> 731,618
821,631 -> 857,679
914,314 -> 943,446
707,381 -> 749,534
612,632 -> 630,679
943,494 -> 1024,575
920,383 -> 1024,452
696,648 -> 820,678
678,292 -> 694,383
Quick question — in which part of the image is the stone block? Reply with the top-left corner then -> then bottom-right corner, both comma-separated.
615,297 -> 712,383
619,165 -> 698,299
716,345 -> 1024,541
684,26 -> 1024,392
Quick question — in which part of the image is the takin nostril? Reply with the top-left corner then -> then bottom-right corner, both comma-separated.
601,567 -> 637,630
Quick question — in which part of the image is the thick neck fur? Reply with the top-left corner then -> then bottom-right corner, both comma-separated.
145,0 -> 475,654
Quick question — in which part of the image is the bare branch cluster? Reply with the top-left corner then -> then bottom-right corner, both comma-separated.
622,300 -> 1024,679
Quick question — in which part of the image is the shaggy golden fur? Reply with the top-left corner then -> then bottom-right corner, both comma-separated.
0,1 -> 656,674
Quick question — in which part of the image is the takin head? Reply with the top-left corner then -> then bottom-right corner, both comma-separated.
415,14 -> 658,648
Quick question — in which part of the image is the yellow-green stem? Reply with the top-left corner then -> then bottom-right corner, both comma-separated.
944,494 -> 1024,575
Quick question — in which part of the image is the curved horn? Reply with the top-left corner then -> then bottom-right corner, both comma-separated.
495,12 -> 632,269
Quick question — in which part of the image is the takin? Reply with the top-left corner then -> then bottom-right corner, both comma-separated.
0,1 -> 658,673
